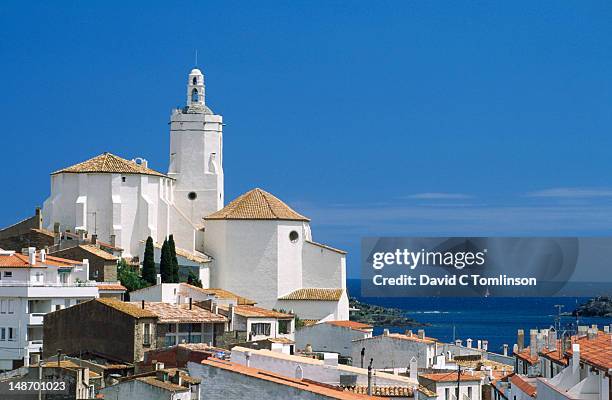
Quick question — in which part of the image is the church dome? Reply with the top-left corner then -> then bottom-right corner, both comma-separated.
190,68 -> 203,76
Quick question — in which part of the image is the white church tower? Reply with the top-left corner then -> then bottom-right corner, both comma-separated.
168,68 -> 224,229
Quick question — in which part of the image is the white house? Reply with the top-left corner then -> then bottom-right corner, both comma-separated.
0,247 -> 98,370
203,188 -> 349,321
352,329 -> 438,371
100,368 -> 200,400
217,304 -> 295,343
42,68 -> 223,257
295,320 -> 373,358
129,283 -> 256,307
417,372 -> 483,400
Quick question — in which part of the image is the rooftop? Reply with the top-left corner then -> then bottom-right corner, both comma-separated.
133,302 -> 227,323
419,371 -> 482,383
0,251 -> 81,268
95,298 -> 157,319
200,358 -> 379,399
181,284 -> 257,305
218,304 -> 293,319
97,283 -> 127,292
278,288 -> 344,301
509,374 -> 537,397
567,332 -> 612,371
77,244 -> 118,261
204,188 -> 309,221
52,152 -> 168,178
342,385 -> 413,398
514,348 -> 539,365
325,320 -> 373,332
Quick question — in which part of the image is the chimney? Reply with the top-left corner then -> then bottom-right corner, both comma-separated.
91,234 -> 97,245
572,344 -> 580,374
417,329 -> 425,339
141,300 -> 145,309
529,329 -> 537,358
548,329 -> 557,350
383,329 -> 390,336
503,344 -> 508,356
28,247 -> 36,265
53,222 -> 61,234
604,326 -> 610,334
40,249 -> 46,263
578,325 -> 588,336
156,274 -> 162,285
405,329 -> 413,337
455,339 -> 462,347
482,340 -> 488,351
517,329 -> 525,352
477,340 -> 482,350
466,338 -> 473,348
591,324 -> 598,331
587,328 -> 596,340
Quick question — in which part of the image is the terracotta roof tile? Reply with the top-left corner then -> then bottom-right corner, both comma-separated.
509,374 -> 537,397
200,358 -> 380,399
567,332 -> 612,370
0,251 -> 81,268
205,188 -> 309,221
218,304 -> 293,319
342,385 -> 413,397
325,320 -> 373,331
52,152 -> 168,178
135,376 -> 189,392
133,302 -> 227,323
97,283 -> 127,292
420,371 -> 482,382
96,298 -> 157,319
279,288 -> 344,301
78,245 -> 118,261
514,348 -> 539,365
180,284 -> 257,305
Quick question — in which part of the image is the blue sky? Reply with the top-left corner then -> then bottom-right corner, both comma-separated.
1,1 -> 612,278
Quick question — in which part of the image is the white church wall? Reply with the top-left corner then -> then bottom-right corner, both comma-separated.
205,219 -> 279,310
274,299 -> 344,322
276,222 -> 306,298
302,241 -> 346,290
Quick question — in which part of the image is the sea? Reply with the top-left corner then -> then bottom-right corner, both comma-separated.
347,279 -> 612,355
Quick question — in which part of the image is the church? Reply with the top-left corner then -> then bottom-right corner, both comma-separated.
41,68 -> 349,321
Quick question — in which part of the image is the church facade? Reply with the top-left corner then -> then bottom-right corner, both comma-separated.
41,68 -> 348,321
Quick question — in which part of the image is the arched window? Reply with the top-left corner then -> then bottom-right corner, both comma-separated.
192,77 -> 197,85
191,88 -> 199,102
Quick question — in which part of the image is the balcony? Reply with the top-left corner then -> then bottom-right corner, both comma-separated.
28,313 -> 45,325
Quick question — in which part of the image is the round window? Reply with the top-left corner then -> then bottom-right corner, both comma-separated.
289,231 -> 299,243
188,192 -> 197,200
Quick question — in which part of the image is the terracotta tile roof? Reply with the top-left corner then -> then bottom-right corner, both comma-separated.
204,188 -> 309,221
218,304 -> 293,319
361,332 -> 436,344
509,374 -> 537,397
133,302 -> 227,323
97,283 -> 127,292
148,242 -> 211,264
539,344 -> 568,366
0,251 -> 80,268
342,385 -> 413,397
267,337 -> 295,344
301,319 -> 319,326
135,376 -> 189,392
180,284 -> 257,305
279,288 -> 344,301
417,385 -> 437,398
325,320 -> 373,331
305,240 -> 347,254
567,332 -> 612,370
52,152 -> 168,178
420,371 -> 482,382
514,348 -> 539,365
96,298 -> 157,319
200,358 -> 380,399
78,245 -> 118,261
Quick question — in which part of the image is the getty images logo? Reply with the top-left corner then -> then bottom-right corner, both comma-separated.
371,248 -> 487,270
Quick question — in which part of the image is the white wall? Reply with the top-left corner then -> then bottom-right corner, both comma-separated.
352,335 -> 435,370
295,323 -> 370,357
100,379 -> 192,400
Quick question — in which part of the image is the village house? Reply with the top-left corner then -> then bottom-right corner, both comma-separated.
97,282 -> 128,300
229,346 -> 417,387
0,247 -> 98,370
417,371 -> 483,400
50,241 -> 118,282
217,304 -> 295,343
536,327 -> 612,400
352,329 -> 438,371
129,282 -> 256,307
188,357 -> 381,400
295,320 -> 373,359
100,367 -> 201,400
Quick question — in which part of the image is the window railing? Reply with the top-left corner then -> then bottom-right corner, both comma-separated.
0,281 -> 97,288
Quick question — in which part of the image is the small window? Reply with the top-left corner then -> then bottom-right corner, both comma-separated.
0,328 -> 5,341
278,320 -> 291,334
289,231 -> 299,243
122,177 -> 126,183
251,323 -> 271,336
188,192 -> 197,200
8,327 -> 15,341
4,271 -> 12,278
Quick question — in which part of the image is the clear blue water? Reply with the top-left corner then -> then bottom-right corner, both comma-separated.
348,279 -> 612,354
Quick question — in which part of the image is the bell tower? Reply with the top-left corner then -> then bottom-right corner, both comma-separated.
168,67 -> 224,227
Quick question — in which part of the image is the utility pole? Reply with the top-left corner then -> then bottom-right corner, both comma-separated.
456,364 -> 461,400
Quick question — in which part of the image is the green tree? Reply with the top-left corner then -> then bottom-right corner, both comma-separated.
117,258 -> 147,299
159,239 -> 172,283
187,270 -> 202,287
141,237 -> 157,285
168,234 -> 179,283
